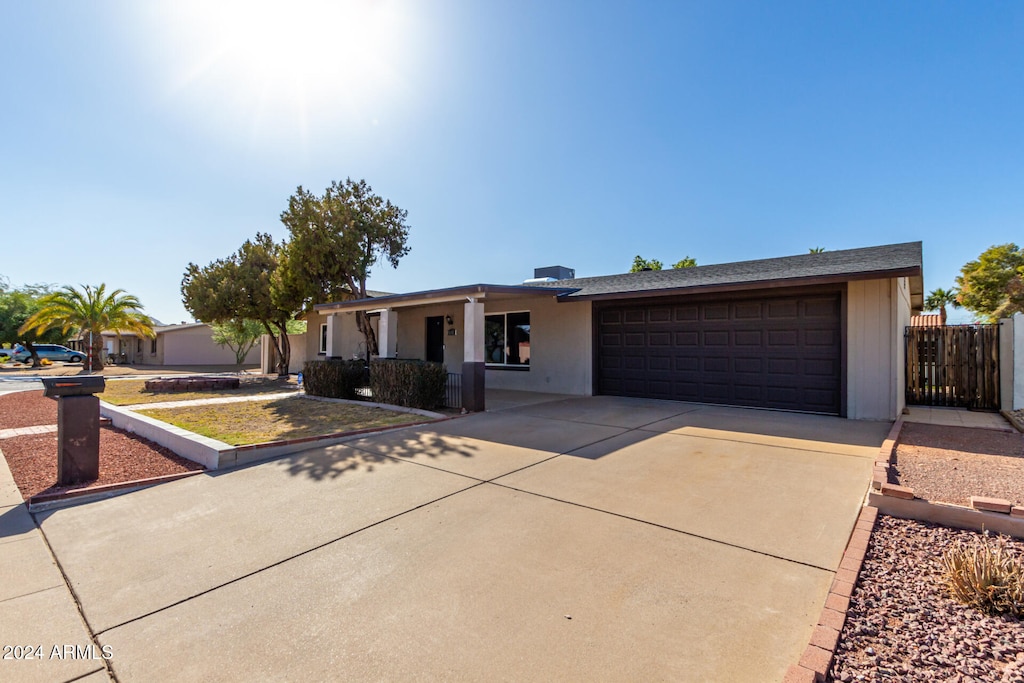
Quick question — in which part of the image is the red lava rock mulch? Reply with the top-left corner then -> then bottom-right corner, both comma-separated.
0,390 -> 203,500
0,390 -> 57,429
890,422 -> 1024,507
829,515 -> 1024,683
1,428 -> 203,500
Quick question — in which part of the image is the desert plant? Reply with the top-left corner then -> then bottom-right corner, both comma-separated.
942,533 -> 1024,617
302,359 -> 366,400
370,359 -> 446,410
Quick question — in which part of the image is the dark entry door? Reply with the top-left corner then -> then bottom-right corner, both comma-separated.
426,316 -> 445,363
597,291 -> 843,414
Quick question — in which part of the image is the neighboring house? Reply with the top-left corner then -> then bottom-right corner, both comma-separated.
81,323 -> 261,366
300,242 -> 923,420
909,314 -> 942,327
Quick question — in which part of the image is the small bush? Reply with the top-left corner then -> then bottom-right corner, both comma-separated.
942,533 -> 1024,617
302,359 -> 366,400
370,359 -> 446,410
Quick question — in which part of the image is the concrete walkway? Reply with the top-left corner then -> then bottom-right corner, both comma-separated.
0,424 -> 57,440
0,456 -> 112,682
118,391 -> 298,412
7,396 -> 891,682
904,405 -> 1014,431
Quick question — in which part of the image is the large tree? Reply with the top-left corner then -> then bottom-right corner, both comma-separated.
630,256 -> 663,272
278,178 -> 410,356
923,287 -> 960,325
955,243 -> 1024,323
19,284 -> 154,369
211,319 -> 264,365
0,283 -> 65,366
182,233 -> 300,376
631,255 -> 697,272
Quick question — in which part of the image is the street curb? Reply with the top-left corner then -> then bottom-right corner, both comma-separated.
27,470 -> 205,512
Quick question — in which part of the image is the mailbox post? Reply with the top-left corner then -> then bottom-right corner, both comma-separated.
41,376 -> 106,485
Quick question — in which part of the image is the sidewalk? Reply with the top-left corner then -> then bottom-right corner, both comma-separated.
0,454 -> 112,682
903,405 -> 1014,431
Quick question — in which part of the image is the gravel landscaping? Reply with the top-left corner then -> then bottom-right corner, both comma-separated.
0,390 -> 203,499
890,422 -> 1024,506
830,515 -> 1024,683
2,428 -> 203,500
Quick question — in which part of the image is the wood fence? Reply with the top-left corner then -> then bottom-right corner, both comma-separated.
905,325 -> 1000,409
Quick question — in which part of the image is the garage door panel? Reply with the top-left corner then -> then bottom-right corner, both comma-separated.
734,330 -> 762,346
704,304 -> 729,320
767,330 -> 799,347
597,292 -> 841,414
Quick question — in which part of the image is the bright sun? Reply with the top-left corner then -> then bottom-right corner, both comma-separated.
142,0 -> 418,138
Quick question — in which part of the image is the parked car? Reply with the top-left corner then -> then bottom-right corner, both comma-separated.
0,344 -> 24,360
13,344 -> 86,364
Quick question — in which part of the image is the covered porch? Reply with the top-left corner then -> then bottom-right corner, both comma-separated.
314,284 -> 581,412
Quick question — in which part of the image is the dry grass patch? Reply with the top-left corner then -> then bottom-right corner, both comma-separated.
99,377 -> 296,406
137,396 -> 426,445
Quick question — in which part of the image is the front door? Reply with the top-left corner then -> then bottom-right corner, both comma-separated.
426,316 -> 445,363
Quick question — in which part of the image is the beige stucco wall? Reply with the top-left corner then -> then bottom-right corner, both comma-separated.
1000,313 -> 1024,411
307,296 -> 594,396
162,325 -> 262,365
483,296 -> 593,395
847,277 -> 908,420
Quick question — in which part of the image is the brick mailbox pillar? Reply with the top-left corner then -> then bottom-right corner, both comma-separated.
41,377 -> 106,485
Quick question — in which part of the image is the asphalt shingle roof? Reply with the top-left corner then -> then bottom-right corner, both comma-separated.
529,241 -> 922,299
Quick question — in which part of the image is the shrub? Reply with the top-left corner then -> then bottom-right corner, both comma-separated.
942,533 -> 1024,617
370,359 -> 446,410
302,359 -> 366,400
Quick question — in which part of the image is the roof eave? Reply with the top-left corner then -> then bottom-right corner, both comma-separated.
563,267 -> 923,303
314,284 -> 579,314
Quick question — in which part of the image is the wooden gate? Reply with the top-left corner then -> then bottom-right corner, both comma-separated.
905,325 -> 1000,409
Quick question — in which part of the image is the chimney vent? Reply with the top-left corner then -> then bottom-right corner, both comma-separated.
533,265 -> 574,281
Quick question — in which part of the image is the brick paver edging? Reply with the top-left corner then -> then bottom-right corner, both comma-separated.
868,416 -> 1024,537
27,470 -> 205,512
783,505 -> 879,683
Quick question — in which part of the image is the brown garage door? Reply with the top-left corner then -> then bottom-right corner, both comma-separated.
597,291 -> 842,414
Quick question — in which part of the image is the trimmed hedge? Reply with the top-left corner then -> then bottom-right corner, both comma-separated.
370,359 -> 446,410
302,359 -> 366,399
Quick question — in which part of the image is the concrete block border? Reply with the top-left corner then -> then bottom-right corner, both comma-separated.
868,416 -> 1024,538
27,470 -> 204,512
100,399 -> 453,471
784,505 -> 879,683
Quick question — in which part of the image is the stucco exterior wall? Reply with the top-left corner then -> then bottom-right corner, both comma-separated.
162,326 -> 261,365
1000,313 -> 1024,411
847,278 -> 905,420
391,302 -> 465,372
484,296 -> 593,395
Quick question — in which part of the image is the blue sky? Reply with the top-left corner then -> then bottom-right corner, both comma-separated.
1,1 -> 1021,325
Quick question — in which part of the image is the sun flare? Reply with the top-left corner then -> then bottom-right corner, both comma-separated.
144,0 -> 417,137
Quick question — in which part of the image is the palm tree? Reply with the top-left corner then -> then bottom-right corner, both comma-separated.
19,284 -> 155,370
923,287 -> 961,325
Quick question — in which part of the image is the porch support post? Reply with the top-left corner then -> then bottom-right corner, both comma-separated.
462,298 -> 485,412
325,314 -> 337,358
378,309 -> 399,358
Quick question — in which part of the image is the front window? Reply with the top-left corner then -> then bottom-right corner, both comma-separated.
485,311 -> 530,366
319,323 -> 328,354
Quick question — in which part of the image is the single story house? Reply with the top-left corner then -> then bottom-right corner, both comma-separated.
301,242 -> 923,420
75,323 -> 261,366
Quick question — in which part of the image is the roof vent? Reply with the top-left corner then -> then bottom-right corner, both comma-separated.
533,265 -> 574,280
523,277 -> 557,284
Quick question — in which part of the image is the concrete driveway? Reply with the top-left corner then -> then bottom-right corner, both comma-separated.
34,395 -> 889,682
